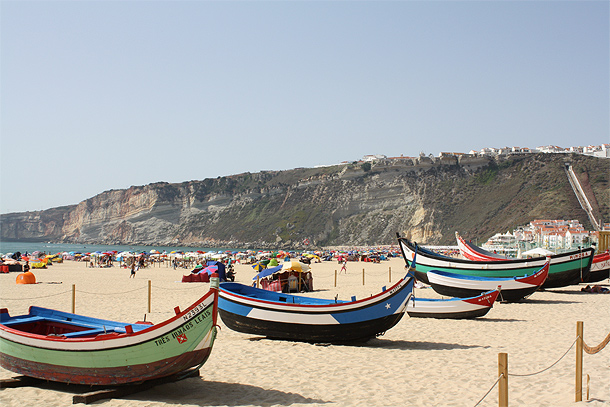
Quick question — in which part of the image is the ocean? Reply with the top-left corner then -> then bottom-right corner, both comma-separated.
0,241 -> 242,255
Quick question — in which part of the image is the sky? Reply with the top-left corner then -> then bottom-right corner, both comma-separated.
1,1 -> 608,214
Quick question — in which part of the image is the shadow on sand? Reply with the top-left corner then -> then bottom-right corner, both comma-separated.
362,338 -> 486,351
518,297 -> 581,304
129,379 -> 330,406
6,377 -> 330,406
473,317 -> 527,322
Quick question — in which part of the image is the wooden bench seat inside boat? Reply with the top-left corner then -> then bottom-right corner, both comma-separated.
1,307 -> 150,337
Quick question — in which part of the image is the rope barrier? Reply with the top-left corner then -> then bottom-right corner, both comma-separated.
584,332 -> 610,354
1,290 -> 72,301
473,373 -> 503,407
76,287 -> 147,295
151,284 -> 207,291
509,338 -> 577,377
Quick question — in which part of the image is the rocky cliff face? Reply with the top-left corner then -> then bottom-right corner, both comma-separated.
1,154 -> 607,247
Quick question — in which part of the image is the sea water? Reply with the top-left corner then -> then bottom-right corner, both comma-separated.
0,241 -> 243,255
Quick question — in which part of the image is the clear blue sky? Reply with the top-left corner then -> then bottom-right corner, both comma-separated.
1,1 -> 608,214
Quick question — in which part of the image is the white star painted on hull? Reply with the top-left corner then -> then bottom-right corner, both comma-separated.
385,303 -> 391,309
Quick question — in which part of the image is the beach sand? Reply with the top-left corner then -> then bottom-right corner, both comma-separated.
1,258 -> 608,406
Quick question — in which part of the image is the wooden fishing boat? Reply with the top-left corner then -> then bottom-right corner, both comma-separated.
0,278 -> 220,385
587,252 -> 609,283
398,235 -> 592,288
427,262 -> 549,302
407,289 -> 499,319
456,232 -> 513,261
456,232 -> 608,283
218,272 -> 414,343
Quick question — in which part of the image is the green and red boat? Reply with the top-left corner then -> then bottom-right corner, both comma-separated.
0,278 -> 220,385
398,235 -> 593,288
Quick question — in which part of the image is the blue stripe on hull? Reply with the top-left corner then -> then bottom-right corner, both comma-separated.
218,283 -> 411,325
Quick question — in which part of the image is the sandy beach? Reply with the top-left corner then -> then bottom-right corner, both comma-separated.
1,258 -> 608,407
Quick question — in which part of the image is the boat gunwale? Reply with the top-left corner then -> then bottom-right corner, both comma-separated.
0,288 -> 217,346
219,274 -> 413,312
400,238 -> 593,267
410,289 -> 499,304
426,263 -> 548,283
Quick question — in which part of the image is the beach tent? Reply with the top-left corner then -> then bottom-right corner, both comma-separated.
16,271 -> 36,284
206,261 -> 226,281
181,263 -> 224,283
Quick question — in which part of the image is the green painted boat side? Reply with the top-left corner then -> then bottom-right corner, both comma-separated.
397,237 -> 592,288
411,258 -> 581,278
0,305 -> 216,369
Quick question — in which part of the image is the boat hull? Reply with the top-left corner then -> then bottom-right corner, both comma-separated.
585,253 -> 610,283
429,282 -> 538,303
0,347 -> 213,385
427,263 -> 548,302
398,237 -> 592,288
219,309 -> 404,342
406,305 -> 489,319
218,275 -> 414,343
406,290 -> 499,319
0,289 -> 218,385
457,233 -> 607,284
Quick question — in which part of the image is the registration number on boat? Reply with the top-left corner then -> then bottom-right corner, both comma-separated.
183,303 -> 206,322
569,252 -> 588,260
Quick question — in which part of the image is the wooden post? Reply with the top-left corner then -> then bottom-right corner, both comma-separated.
586,374 -> 590,401
72,284 -> 76,313
389,266 -> 392,282
498,352 -> 508,407
362,268 -> 365,285
334,270 -> 337,287
576,321 -> 584,402
256,276 -> 260,289
148,280 -> 152,313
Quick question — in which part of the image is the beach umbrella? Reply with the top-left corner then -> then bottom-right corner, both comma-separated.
203,265 -> 219,275
252,262 -> 266,272
282,261 -> 310,273
252,265 -> 283,280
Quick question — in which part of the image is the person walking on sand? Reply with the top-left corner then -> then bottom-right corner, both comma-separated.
130,262 -> 137,278
340,260 -> 347,274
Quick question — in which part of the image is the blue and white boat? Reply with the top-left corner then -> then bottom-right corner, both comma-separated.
406,289 -> 500,319
427,262 -> 549,303
218,273 -> 414,343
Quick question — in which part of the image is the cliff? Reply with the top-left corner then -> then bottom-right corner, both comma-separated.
1,153 -> 608,247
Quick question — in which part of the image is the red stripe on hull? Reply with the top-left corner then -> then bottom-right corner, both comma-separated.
463,290 -> 500,306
